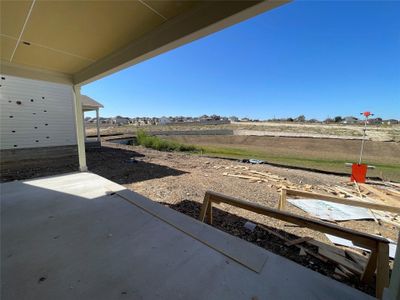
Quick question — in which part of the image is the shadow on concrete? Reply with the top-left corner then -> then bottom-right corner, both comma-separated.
160,199 -> 375,296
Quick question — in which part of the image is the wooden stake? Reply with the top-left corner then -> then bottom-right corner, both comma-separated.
206,201 -> 213,225
278,188 -> 287,210
361,250 -> 377,283
199,195 -> 210,222
376,243 -> 390,299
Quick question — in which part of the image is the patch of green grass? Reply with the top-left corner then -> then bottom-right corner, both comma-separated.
134,132 -> 400,181
136,130 -> 198,152
199,145 -> 400,182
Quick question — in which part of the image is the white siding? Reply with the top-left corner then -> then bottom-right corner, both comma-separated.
0,74 -> 77,150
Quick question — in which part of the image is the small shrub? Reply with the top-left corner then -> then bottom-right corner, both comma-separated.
136,130 -> 198,152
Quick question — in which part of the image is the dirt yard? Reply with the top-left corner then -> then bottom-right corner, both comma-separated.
86,122 -> 400,181
86,121 -> 400,142
166,135 -> 400,165
3,142 -> 398,295
164,135 -> 400,181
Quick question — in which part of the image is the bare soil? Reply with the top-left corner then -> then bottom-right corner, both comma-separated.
86,122 -> 400,142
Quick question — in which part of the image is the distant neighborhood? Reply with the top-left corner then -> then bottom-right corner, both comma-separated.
84,114 -> 399,126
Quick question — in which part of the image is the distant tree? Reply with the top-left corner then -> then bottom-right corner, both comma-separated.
296,115 -> 306,122
334,116 -> 343,123
286,117 -> 294,122
324,118 -> 334,123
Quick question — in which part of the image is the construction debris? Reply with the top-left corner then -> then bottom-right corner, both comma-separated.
257,224 -> 375,281
325,234 -> 397,259
219,164 -> 400,227
285,236 -> 312,246
244,221 -> 257,231
258,224 -> 328,263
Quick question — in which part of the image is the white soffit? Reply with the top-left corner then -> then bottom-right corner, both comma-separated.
0,1 -> 289,85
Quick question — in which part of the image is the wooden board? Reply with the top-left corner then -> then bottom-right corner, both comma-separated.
346,250 -> 368,269
285,237 -> 312,246
318,248 -> 363,275
206,191 -> 389,250
360,184 -> 398,205
306,239 -> 346,257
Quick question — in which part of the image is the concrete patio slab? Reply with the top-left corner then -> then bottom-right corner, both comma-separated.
1,172 -> 374,299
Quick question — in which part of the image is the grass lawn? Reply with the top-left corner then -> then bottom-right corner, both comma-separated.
199,145 -> 400,182
134,131 -> 400,182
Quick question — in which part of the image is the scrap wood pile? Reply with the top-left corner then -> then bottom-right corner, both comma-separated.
217,164 -> 400,227
210,163 -> 399,296
257,223 -> 370,281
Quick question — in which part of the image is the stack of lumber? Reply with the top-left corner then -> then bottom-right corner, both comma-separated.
219,164 -> 400,226
221,167 -> 315,191
259,224 -> 369,280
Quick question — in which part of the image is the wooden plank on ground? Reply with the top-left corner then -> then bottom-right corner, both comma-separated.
360,184 -> 398,204
247,170 -> 283,180
258,225 -> 329,263
386,188 -> 400,197
226,173 -> 268,182
335,267 -> 349,278
346,250 -> 368,269
285,236 -> 312,246
338,265 -> 355,277
318,247 -> 363,275
306,239 -> 346,257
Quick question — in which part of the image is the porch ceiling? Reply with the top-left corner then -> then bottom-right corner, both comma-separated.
0,0 -> 288,85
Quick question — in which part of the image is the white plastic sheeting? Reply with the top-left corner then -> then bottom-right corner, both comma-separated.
325,234 -> 397,259
288,199 -> 375,221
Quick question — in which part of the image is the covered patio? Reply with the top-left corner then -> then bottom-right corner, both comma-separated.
1,1 -> 398,299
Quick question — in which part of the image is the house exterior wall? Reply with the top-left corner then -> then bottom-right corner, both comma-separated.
0,74 -> 77,150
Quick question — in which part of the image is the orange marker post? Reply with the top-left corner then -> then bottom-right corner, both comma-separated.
350,111 -> 374,183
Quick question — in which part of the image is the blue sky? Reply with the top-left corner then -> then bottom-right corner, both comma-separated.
82,1 -> 400,120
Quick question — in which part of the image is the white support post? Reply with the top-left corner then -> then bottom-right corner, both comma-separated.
82,111 -> 87,142
73,85 -> 88,172
96,108 -> 100,142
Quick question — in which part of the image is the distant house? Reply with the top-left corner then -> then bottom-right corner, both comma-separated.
368,118 -> 383,125
112,116 -> 130,125
308,119 -> 319,123
324,118 -> 334,124
81,95 -> 104,143
385,119 -> 399,125
99,117 -> 111,124
159,117 -> 171,125
229,116 -> 239,122
342,116 -> 358,124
